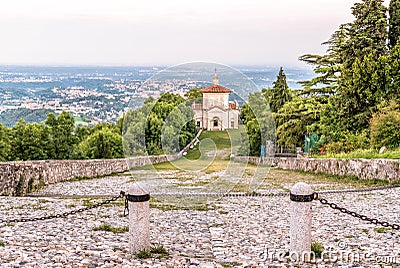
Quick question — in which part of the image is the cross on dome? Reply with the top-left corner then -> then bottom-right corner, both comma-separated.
213,68 -> 219,85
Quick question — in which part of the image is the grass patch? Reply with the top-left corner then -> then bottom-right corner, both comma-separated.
313,148 -> 400,159
185,145 -> 201,160
62,171 -> 127,183
221,262 -> 242,268
130,130 -> 242,173
82,199 -> 94,206
15,175 -> 25,197
150,202 -> 211,211
374,227 -> 392,233
150,245 -> 168,255
271,168 -> 398,190
311,241 -> 324,258
197,130 -> 232,150
92,224 -> 129,234
135,250 -> 151,259
103,200 -> 125,207
150,245 -> 170,258
134,245 -> 170,259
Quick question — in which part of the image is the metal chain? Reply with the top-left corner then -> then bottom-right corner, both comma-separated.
318,197 -> 400,230
0,191 -> 125,224
27,185 -> 399,199
152,192 -> 289,197
27,192 -> 290,198
317,185 -> 400,195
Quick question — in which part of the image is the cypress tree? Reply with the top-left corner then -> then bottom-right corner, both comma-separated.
263,67 -> 292,113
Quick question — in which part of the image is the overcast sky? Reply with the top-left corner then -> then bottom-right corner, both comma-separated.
0,0 -> 390,67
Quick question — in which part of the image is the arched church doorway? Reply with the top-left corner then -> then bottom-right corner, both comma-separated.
211,117 -> 221,131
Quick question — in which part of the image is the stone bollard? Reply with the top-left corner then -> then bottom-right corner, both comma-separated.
289,182 -> 316,262
128,183 -> 150,254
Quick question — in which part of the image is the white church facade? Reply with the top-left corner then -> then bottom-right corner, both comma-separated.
192,72 -> 239,131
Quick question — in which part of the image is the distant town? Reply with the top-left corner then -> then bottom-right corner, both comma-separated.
0,66 -> 314,126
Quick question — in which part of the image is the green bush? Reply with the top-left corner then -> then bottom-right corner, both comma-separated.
370,102 -> 400,149
27,177 -> 35,193
311,241 -> 324,258
343,130 -> 370,151
323,141 -> 345,154
15,175 -> 25,196
135,250 -> 151,259
321,130 -> 370,155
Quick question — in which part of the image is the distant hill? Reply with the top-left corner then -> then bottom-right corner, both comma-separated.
0,108 -> 55,127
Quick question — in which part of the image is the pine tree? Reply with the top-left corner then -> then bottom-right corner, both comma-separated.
334,54 -> 390,133
388,40 -> 400,100
343,0 -> 388,69
389,0 -> 400,49
263,67 -> 292,113
299,24 -> 349,96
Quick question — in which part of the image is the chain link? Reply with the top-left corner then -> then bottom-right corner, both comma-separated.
7,185 -> 400,227
28,185 -> 399,199
0,191 -> 125,224
317,185 -> 400,195
152,192 -> 289,198
318,197 -> 400,230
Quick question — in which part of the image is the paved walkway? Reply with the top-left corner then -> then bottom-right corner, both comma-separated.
1,170 -> 400,267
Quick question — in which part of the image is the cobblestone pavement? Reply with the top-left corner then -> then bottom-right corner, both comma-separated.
1,171 -> 400,268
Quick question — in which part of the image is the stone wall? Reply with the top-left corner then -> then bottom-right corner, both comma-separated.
233,156 -> 400,182
0,155 -> 178,196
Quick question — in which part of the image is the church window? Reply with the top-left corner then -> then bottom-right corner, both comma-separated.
213,119 -> 218,127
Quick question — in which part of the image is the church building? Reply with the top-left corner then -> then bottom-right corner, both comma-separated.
192,71 -> 239,131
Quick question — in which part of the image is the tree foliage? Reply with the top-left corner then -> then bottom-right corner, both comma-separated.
276,96 -> 323,147
0,124 -> 12,161
184,88 -> 202,100
342,0 -> 387,69
239,92 -> 275,156
76,128 -> 123,159
0,111 -> 126,162
45,111 -> 76,159
262,67 -> 292,113
388,40 -> 400,101
389,0 -> 400,49
370,101 -> 400,149
11,119 -> 51,161
122,93 -> 197,156
241,0 -> 400,155
331,54 -> 390,133
299,24 -> 349,95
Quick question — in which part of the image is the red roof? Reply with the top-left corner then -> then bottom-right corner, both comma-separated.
201,85 -> 231,93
